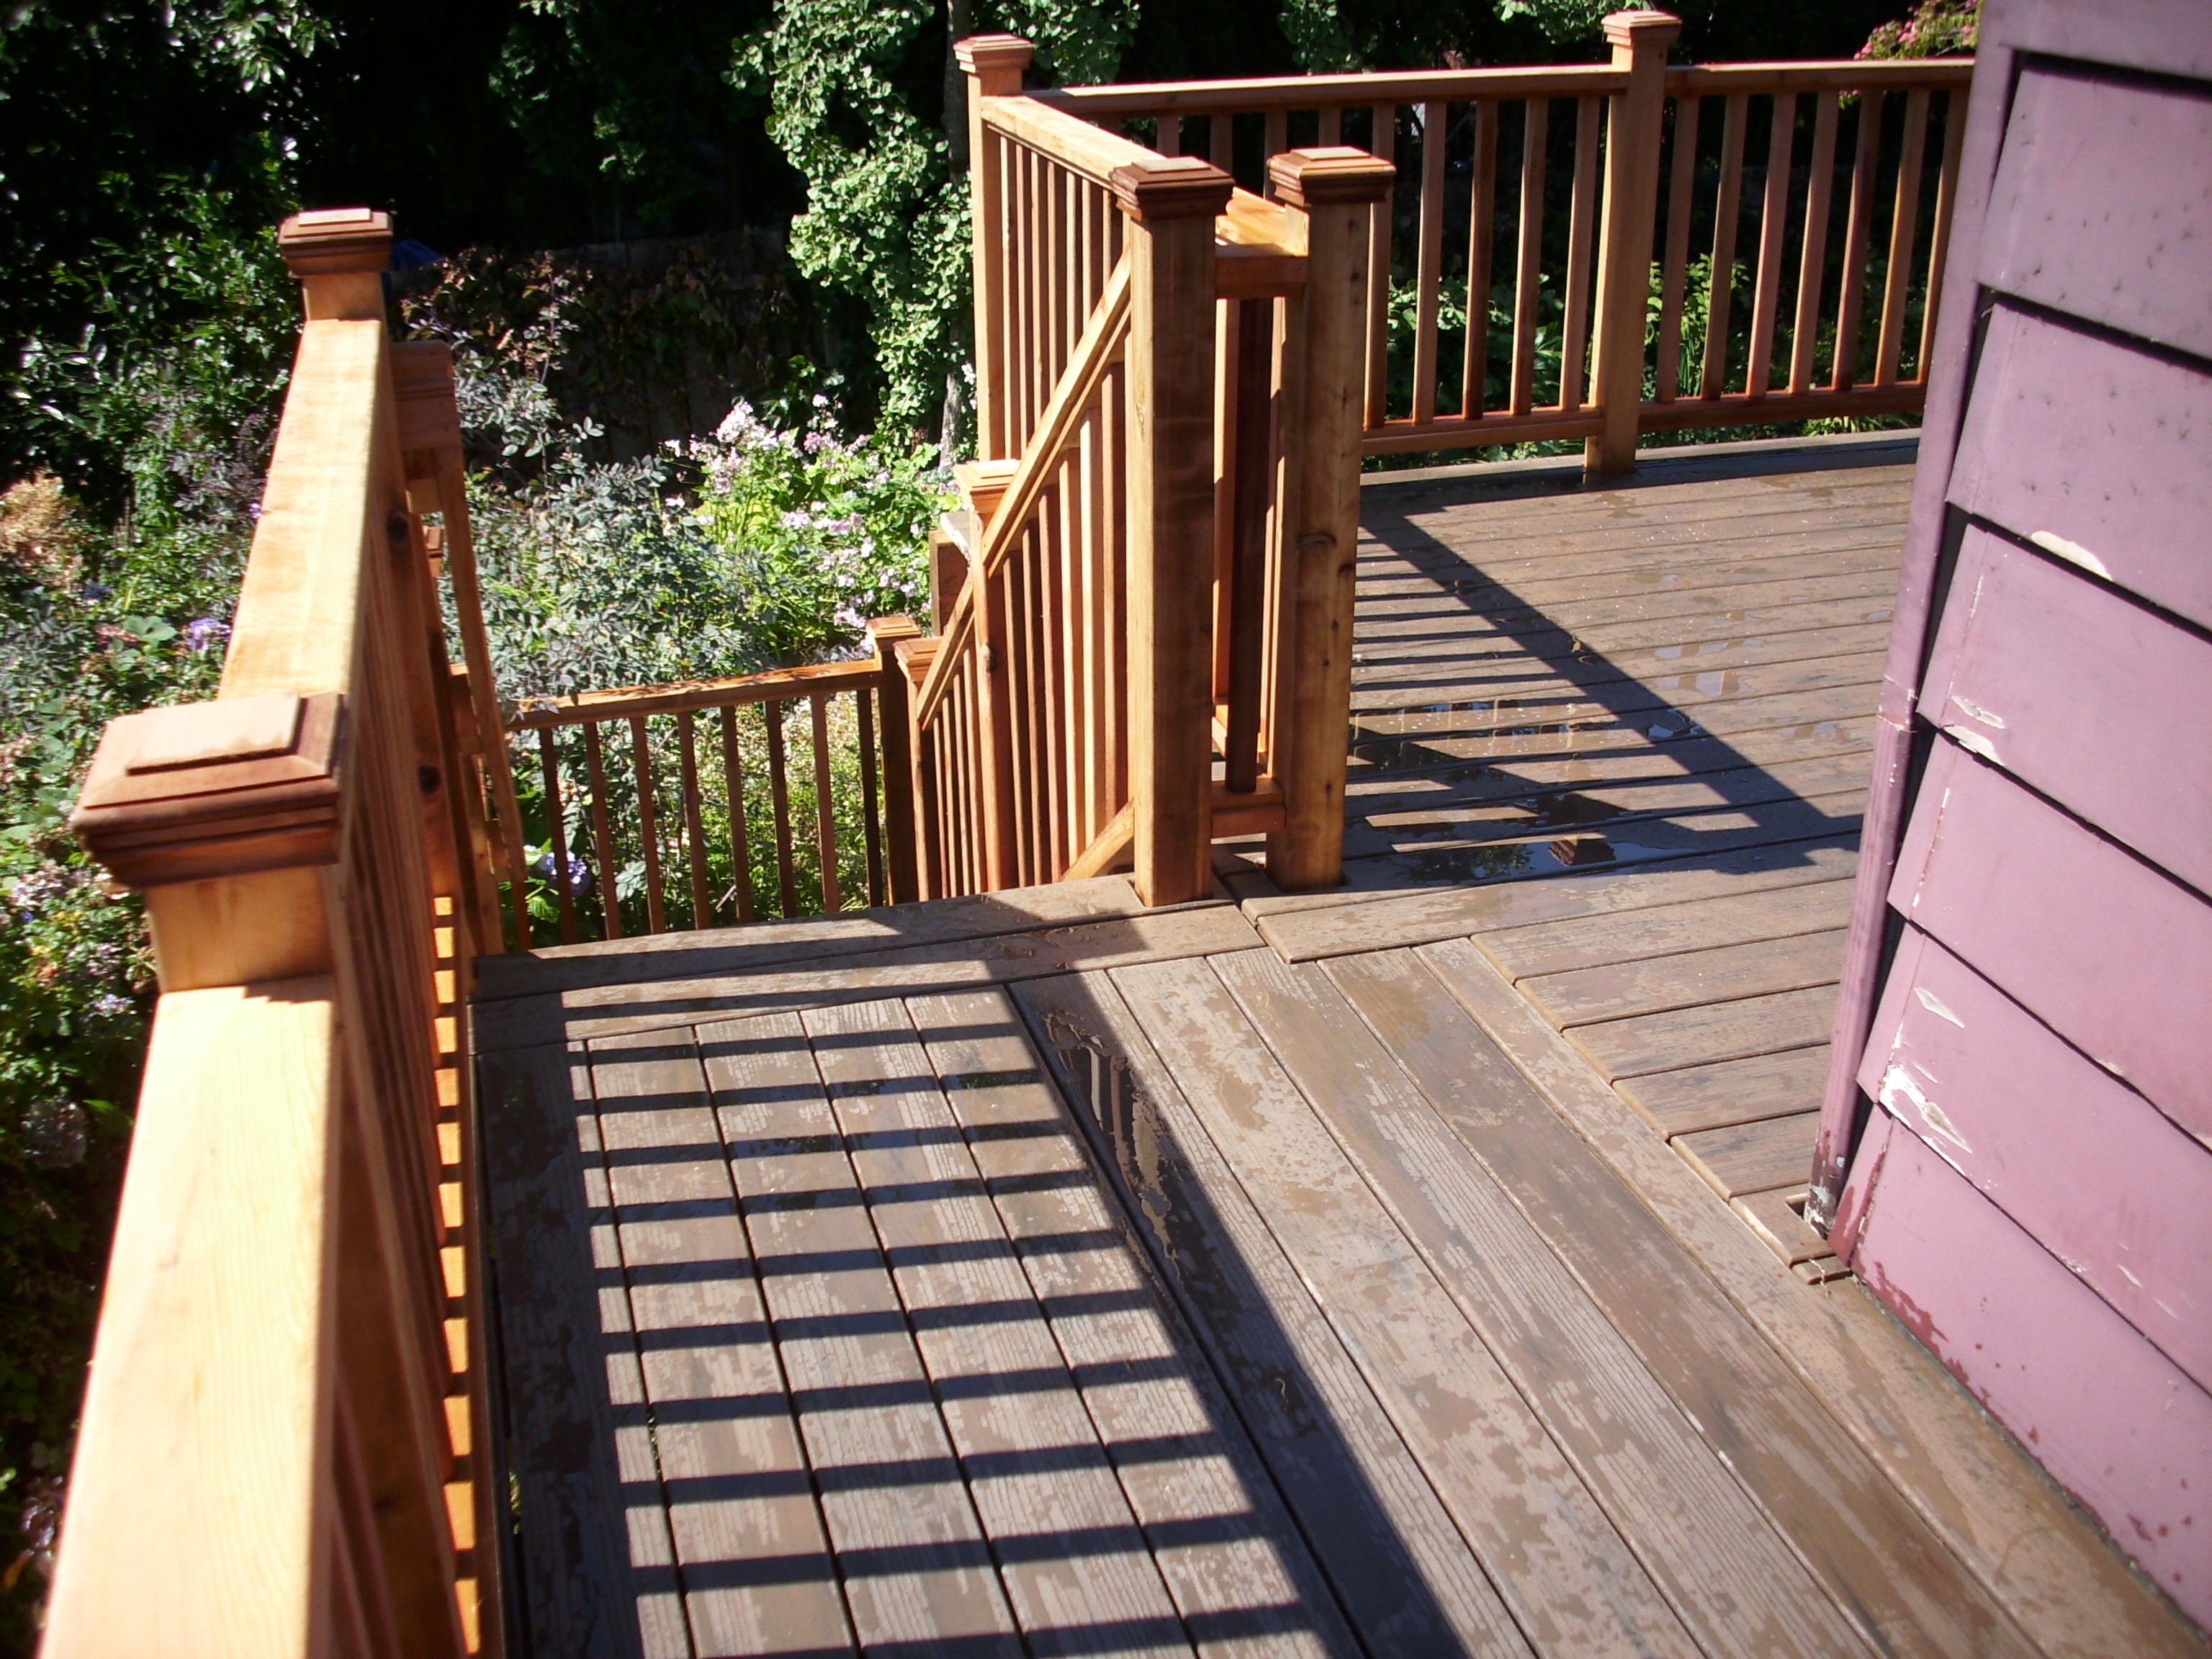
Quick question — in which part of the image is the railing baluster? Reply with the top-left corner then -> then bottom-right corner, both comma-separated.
1319,105 -> 1341,144
764,698 -> 798,917
1658,94 -> 1699,403
583,719 -> 624,940
808,691 -> 840,912
1412,99 -> 1447,424
1210,112 -> 1233,170
1462,99 -> 1499,418
1916,88 -> 1968,382
1364,104 -> 1396,428
857,687 -> 884,907
678,708 -> 712,928
628,714 -> 667,933
1700,91 -> 1748,398
536,727 -> 580,944
1833,89 -> 1883,390
1789,92 -> 1840,395
719,703 -> 756,922
1747,91 -> 1797,397
1156,111 -> 1180,156
1226,294 -> 1272,793
1874,86 -> 1930,389
1560,94 -> 1601,411
1511,97 -> 1550,415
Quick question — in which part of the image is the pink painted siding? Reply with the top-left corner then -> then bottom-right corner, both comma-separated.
1889,737 -> 2212,1141
1948,303 -> 2212,632
1979,66 -> 2212,360
1857,927 -> 2212,1388
1918,524 -> 2212,894
1843,1115 -> 2212,1626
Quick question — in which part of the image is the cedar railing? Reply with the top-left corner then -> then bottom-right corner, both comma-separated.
53,214 -> 503,1655
921,37 -> 1388,907
1043,14 -> 1971,470
503,624 -> 919,943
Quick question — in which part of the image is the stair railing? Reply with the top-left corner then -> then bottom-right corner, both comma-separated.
916,37 -> 1390,906
54,214 -> 505,1656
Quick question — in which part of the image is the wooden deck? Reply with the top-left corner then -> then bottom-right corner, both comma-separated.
471,436 -> 2202,1659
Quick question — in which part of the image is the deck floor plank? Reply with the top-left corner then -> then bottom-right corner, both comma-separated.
905,988 -> 1360,1659
1211,945 -> 1867,1659
1111,954 -> 1701,1659
1480,879 -> 1856,980
1014,970 -> 1533,1656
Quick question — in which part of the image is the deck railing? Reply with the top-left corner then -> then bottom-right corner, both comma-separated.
1043,14 -> 1971,469
503,623 -> 920,944
927,37 -> 1388,906
51,213 -> 503,1655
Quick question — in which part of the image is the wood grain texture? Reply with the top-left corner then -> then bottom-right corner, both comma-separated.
1617,1044 -> 1831,1136
1013,970 -> 1531,1655
1673,1110 -> 1818,1199
1328,947 -> 2036,1659
1479,877 -> 1854,979
44,983 -> 343,1658
1113,953 -> 1700,1659
1566,982 -> 1837,1082
1213,946 -> 1861,1659
907,988 -> 1358,1659
1420,935 -> 2199,1659
696,1010 -> 1024,1653
477,1035 -> 660,1659
1514,925 -> 1847,1026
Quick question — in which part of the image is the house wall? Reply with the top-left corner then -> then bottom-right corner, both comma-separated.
1827,0 -> 2212,1629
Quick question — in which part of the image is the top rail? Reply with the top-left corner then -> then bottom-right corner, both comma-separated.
1040,63 -> 1630,114
509,655 -> 884,728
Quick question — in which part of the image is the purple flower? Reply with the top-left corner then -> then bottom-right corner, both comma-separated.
182,617 -> 230,653
248,501 -> 263,521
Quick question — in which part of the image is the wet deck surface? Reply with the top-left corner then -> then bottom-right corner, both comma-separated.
472,436 -> 2198,1659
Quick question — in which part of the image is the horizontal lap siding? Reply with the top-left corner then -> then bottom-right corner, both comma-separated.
1838,22 -> 2212,1630
1843,1118 -> 2212,1618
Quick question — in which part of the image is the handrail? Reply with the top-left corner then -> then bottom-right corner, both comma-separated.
502,626 -> 920,940
1048,18 -> 1972,471
51,212 -> 503,1657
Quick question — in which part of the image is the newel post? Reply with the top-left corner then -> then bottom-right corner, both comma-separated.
1585,9 -> 1681,475
278,205 -> 393,323
1111,155 -> 1234,907
1268,148 -> 1395,892
956,34 -> 1033,462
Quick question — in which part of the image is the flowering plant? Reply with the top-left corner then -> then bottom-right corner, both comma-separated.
688,392 -> 949,665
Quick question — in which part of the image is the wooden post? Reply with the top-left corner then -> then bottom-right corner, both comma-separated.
956,35 -> 1034,462
277,207 -> 391,323
865,616 -> 923,904
1267,148 -> 1395,893
1584,10 -> 1681,475
1110,155 -> 1233,907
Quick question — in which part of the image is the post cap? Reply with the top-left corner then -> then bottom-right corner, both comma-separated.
71,692 -> 346,889
954,34 -> 1033,78
1268,147 -> 1396,210
1108,155 -> 1236,222
276,208 -> 393,279
1602,9 -> 1683,49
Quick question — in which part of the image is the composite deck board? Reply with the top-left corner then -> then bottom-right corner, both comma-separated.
475,446 -> 2199,1659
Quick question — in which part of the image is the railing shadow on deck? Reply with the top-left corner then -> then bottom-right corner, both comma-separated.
480,981 -> 1460,1654
1331,442 -> 1906,891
